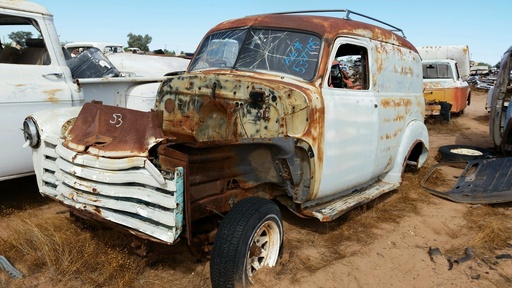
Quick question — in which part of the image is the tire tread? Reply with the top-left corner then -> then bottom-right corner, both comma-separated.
210,197 -> 282,288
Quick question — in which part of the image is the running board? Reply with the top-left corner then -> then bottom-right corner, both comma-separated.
300,181 -> 399,222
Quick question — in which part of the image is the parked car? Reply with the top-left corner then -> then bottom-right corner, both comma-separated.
24,9 -> 429,287
126,47 -> 144,54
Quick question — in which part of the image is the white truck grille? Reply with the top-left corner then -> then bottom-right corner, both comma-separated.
39,141 -> 184,244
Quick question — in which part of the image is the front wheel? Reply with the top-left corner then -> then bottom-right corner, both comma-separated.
210,197 -> 283,288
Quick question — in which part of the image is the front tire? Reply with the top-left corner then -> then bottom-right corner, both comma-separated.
210,197 -> 283,288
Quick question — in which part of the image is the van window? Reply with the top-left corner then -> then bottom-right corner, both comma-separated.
0,14 -> 50,65
330,44 -> 368,90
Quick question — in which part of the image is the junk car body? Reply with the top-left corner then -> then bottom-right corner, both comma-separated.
489,45 -> 512,154
25,10 -> 429,287
0,1 -> 187,181
64,42 -> 125,55
418,46 -> 472,115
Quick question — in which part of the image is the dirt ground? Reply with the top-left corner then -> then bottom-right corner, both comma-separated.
1,91 -> 511,287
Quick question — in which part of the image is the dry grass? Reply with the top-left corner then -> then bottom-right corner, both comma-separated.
425,116 -> 466,135
270,168 -> 434,280
463,205 -> 512,254
324,164 -> 438,246
2,177 -> 510,287
0,211 -> 145,288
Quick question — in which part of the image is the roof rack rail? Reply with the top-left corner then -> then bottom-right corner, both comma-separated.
264,9 -> 406,38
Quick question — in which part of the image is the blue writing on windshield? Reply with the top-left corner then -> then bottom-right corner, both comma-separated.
284,37 -> 319,75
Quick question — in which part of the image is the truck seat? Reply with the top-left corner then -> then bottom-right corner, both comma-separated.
0,46 -> 21,64
18,38 -> 50,65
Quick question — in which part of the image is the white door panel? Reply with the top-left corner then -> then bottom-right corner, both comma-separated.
0,64 -> 73,179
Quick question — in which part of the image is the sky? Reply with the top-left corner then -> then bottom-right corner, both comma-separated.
34,0 -> 511,66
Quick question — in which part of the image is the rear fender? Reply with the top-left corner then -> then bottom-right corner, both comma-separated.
380,120 -> 429,184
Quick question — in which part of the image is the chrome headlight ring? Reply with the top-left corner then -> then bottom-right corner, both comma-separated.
22,117 -> 40,148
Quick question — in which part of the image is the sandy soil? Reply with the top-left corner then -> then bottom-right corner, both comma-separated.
1,91 -> 511,287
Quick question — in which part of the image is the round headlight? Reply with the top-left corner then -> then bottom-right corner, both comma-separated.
22,117 -> 40,148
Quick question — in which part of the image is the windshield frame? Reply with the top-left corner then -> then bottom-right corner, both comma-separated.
189,27 -> 322,82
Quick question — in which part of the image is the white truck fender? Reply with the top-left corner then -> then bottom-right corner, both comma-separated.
25,106 -> 82,188
381,120 -> 429,184
125,82 -> 162,111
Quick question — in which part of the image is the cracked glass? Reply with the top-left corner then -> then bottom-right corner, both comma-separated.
190,28 -> 321,81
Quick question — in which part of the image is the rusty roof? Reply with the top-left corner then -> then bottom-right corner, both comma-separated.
207,13 -> 416,52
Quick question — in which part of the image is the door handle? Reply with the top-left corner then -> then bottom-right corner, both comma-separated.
42,73 -> 63,78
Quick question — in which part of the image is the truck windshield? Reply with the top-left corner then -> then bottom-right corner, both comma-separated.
189,28 -> 321,81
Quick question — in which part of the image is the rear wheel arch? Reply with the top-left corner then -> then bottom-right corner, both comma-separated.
380,120 -> 429,184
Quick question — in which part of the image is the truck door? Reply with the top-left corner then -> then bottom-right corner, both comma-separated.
0,13 -> 78,180
317,38 -> 378,199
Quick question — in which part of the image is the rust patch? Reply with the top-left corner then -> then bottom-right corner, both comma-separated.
165,98 -> 176,113
156,74 -> 311,144
64,102 -> 167,157
211,14 -> 413,49
61,117 -> 76,138
380,98 -> 412,109
44,89 -> 63,103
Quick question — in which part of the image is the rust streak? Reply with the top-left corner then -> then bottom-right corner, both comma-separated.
44,89 -> 63,103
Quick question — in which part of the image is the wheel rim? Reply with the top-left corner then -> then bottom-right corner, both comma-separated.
450,148 -> 483,156
246,219 -> 281,284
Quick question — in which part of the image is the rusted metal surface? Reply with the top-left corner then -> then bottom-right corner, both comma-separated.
155,74 -> 310,143
423,83 -> 470,113
421,158 -> 512,204
189,188 -> 254,221
300,181 -> 399,221
64,102 -> 166,157
157,138 -> 297,205
209,14 -> 416,52
424,102 -> 442,116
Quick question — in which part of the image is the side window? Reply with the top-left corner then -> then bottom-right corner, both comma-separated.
329,44 -> 368,90
423,63 -> 453,79
0,14 -> 50,65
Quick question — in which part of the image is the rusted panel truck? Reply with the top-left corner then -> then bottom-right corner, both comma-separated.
23,9 -> 429,287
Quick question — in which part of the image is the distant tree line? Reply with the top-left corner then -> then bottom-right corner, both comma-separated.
126,33 -> 186,56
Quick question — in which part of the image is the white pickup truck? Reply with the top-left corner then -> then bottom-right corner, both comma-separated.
0,1 -> 188,181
